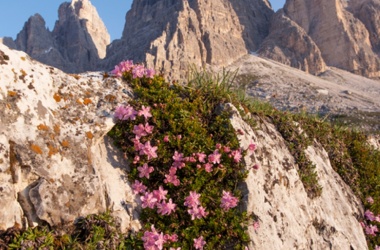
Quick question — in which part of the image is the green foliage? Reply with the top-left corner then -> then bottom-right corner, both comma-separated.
2,212 -> 140,250
108,69 -> 251,249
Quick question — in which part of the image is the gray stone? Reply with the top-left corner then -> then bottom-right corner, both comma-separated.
259,10 -> 327,75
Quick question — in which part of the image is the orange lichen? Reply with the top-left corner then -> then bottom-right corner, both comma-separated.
76,99 -> 83,105
7,91 -> 18,97
37,124 -> 50,131
105,94 -> 116,103
53,124 -> 60,135
48,144 -> 59,157
86,131 -> 94,139
30,144 -> 43,154
53,93 -> 62,102
85,91 -> 92,97
20,57 -> 26,61
83,98 -> 92,105
61,140 -> 70,148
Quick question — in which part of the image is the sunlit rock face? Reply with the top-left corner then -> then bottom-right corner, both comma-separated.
0,43 -> 138,232
104,0 -> 274,79
226,104 -> 367,249
282,0 -> 380,77
259,10 -> 327,75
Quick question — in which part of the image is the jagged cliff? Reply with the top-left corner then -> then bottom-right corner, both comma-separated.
3,0 -> 110,73
261,0 -> 380,77
258,10 -> 327,75
3,0 -> 380,79
0,38 -> 370,249
103,0 -> 273,79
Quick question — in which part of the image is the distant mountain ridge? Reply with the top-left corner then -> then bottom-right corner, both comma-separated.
3,0 -> 380,79
3,0 -> 110,73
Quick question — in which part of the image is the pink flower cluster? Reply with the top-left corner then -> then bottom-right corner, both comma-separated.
114,104 -> 152,121
220,191 -> 239,211
111,60 -> 156,79
184,191 -> 208,220
137,185 -> 177,216
142,225 -> 178,250
114,99 -> 260,249
361,197 -> 380,238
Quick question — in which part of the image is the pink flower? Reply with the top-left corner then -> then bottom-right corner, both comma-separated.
164,234 -> 178,242
230,149 -> 242,163
153,186 -> 168,202
141,192 -> 158,209
367,196 -> 374,204
145,68 -> 156,78
140,141 -> 158,160
133,123 -> 154,138
184,191 -> 200,208
375,245 -> 380,250
138,163 -> 154,179
139,105 -> 152,120
173,151 -> 184,162
133,124 -> 147,138
215,143 -> 222,149
365,224 -> 378,236
248,143 -> 257,151
196,152 -> 207,163
157,198 -> 176,215
111,65 -> 123,77
220,191 -> 239,211
114,105 -> 137,121
133,155 -> 140,164
185,156 -> 197,163
131,180 -> 147,194
118,60 -> 134,72
204,163 -> 213,173
223,146 -> 231,153
142,225 -> 166,250
164,135 -> 170,142
133,138 -> 144,151
164,167 -> 180,186
208,150 -> 221,164
193,236 -> 206,250
188,206 -> 208,220
365,210 -> 376,221
132,65 -> 145,78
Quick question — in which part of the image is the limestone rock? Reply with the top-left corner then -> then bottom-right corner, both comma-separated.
283,0 -> 380,77
225,103 -> 367,249
104,0 -> 273,80
349,0 -> 380,53
259,10 -> 326,75
9,0 -> 110,73
0,43 -> 139,232
0,40 -> 371,248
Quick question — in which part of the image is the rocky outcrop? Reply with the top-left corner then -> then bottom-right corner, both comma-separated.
259,10 -> 326,75
104,0 -> 273,79
227,104 -> 367,249
6,0 -> 110,73
0,43 -> 369,248
0,43 -> 138,232
348,0 -> 380,53
282,0 -> 380,77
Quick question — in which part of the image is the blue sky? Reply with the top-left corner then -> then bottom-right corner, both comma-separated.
0,0 -> 285,41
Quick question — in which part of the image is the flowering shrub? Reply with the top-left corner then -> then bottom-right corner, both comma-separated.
108,61 -> 255,249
